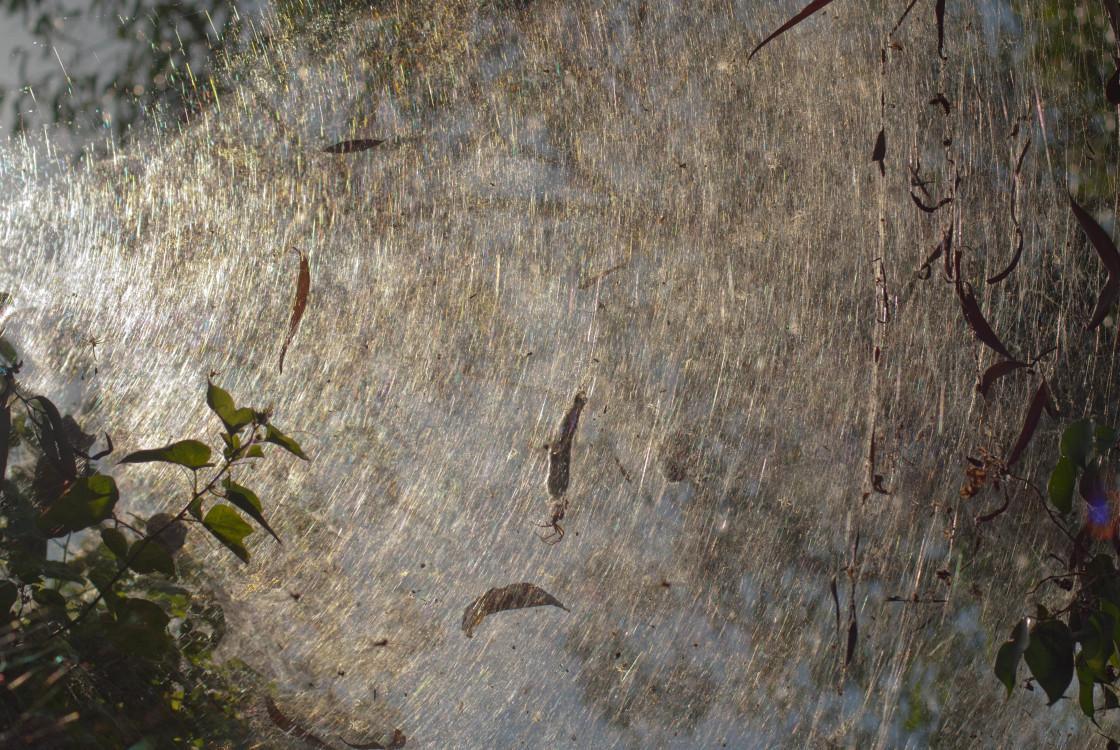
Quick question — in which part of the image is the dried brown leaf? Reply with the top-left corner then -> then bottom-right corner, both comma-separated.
1107,67 -> 1120,106
957,281 -> 1015,360
462,582 -> 569,638
323,139 -> 386,154
339,728 -> 407,749
279,250 -> 311,374
928,93 -> 952,115
747,0 -> 842,62
871,128 -> 886,177
264,697 -> 330,748
845,619 -> 858,666
1070,196 -> 1120,331
1005,379 -> 1057,468
936,0 -> 947,59
909,192 -> 952,214
978,359 -> 1028,397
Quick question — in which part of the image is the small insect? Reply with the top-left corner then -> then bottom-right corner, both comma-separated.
536,497 -> 568,545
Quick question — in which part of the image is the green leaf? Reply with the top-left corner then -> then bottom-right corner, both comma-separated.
207,381 -> 254,433
223,479 -> 281,543
108,597 -> 171,658
1048,456 -> 1076,514
29,396 -> 75,480
1080,610 -> 1116,678
126,540 -> 176,576
188,495 -> 203,521
995,618 -> 1031,698
32,585 -> 67,610
37,475 -> 120,536
1061,419 -> 1095,467
1077,662 -> 1095,717
245,445 -> 265,459
1096,424 -> 1119,455
120,440 -> 212,469
263,424 -> 307,460
1024,619 -> 1075,705
1105,686 -> 1119,710
38,560 -> 85,584
101,528 -> 129,559
0,580 -> 18,618
202,505 -> 253,563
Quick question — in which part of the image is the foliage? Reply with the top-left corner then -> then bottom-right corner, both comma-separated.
0,344 -> 306,747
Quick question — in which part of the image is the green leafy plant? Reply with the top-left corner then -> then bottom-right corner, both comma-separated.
0,350 -> 306,747
996,419 -> 1120,726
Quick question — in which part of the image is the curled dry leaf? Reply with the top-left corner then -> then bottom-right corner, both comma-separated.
978,359 -> 1029,397
462,582 -> 569,638
746,0 -> 841,62
322,139 -> 386,153
548,393 -> 587,498
845,619 -> 858,666
279,249 -> 311,374
264,696 -> 330,748
935,0 -> 947,59
909,193 -> 952,214
339,728 -> 407,749
871,128 -> 886,177
928,93 -> 952,115
957,280 -> 1016,361
1005,379 -> 1057,468
830,576 -> 840,641
1069,196 -> 1120,332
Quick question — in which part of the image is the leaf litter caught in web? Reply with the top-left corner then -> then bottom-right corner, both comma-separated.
871,128 -> 885,177
462,582 -> 569,638
746,0 -> 841,62
339,728 -> 407,749
322,138 -> 386,153
264,696 -> 330,748
279,249 -> 311,373
956,277 -> 1017,361
1006,379 -> 1057,469
1069,196 -> 1120,332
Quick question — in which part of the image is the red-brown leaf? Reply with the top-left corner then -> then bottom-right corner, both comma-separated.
1005,380 -> 1057,468
323,139 -> 386,153
978,359 -> 1028,397
264,697 -> 330,748
279,250 -> 311,374
957,281 -> 1015,360
1070,197 -> 1120,331
871,128 -> 886,177
910,193 -> 952,214
986,228 -> 1023,285
747,0 -> 842,62
462,582 -> 568,638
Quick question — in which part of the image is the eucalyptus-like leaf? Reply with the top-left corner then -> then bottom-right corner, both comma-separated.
120,440 -> 212,470
202,505 -> 253,563
462,582 -> 568,638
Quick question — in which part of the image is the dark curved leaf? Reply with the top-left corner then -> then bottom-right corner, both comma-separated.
323,139 -> 386,154
279,250 -> 311,374
978,359 -> 1027,397
120,439 -> 212,470
928,93 -> 952,115
0,403 -> 8,486
101,527 -> 129,559
462,582 -> 569,638
986,228 -> 1023,285
1106,66 -> 1120,106
746,0 -> 841,62
1023,619 -> 1074,706
957,281 -> 1015,360
871,128 -> 885,177
108,597 -> 171,658
1006,380 -> 1057,468
264,696 -> 330,748
935,0 -> 946,59
1070,196 -> 1120,331
339,729 -> 407,749
845,619 -> 858,666
910,192 -> 952,214
994,618 -> 1030,698
126,539 -> 176,576
29,396 -> 75,480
